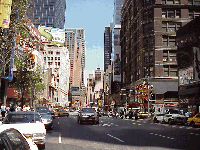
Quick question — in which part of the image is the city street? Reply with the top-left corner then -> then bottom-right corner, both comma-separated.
45,115 -> 200,150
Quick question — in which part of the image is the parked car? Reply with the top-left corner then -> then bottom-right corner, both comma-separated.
54,109 -> 69,117
187,113 -> 200,127
77,107 -> 99,124
0,111 -> 46,149
0,127 -> 38,150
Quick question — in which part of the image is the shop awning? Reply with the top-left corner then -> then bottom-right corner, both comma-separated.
6,87 -> 30,98
7,87 -> 18,98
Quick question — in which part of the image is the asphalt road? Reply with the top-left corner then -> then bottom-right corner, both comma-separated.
45,115 -> 200,150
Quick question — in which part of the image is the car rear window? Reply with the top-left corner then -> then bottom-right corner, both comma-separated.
82,108 -> 95,113
3,114 -> 42,124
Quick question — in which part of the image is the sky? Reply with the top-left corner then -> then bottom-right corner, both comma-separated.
65,0 -> 114,85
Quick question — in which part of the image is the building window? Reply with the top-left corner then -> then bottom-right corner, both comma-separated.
162,22 -> 181,32
163,36 -> 176,46
163,50 -> 176,62
189,9 -> 200,19
58,57 -> 60,60
56,51 -> 60,55
162,0 -> 180,4
163,65 -> 177,76
55,57 -> 57,60
162,9 -> 181,18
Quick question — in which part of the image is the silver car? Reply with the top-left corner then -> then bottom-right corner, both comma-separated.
78,108 -> 99,124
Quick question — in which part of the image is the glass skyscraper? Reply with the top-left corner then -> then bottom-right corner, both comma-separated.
28,0 -> 66,28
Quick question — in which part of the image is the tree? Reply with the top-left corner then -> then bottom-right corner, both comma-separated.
0,0 -> 32,84
13,51 -> 45,107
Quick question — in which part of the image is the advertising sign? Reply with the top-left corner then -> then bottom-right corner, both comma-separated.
179,66 -> 193,85
0,0 -> 12,28
38,26 -> 65,46
193,47 -> 200,81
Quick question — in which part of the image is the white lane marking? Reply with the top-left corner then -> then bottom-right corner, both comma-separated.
163,136 -> 165,137
167,137 -> 170,138
150,133 -> 154,134
138,124 -> 141,125
171,138 -> 174,140
179,126 -> 183,128
59,134 -> 61,144
132,123 -> 136,124
58,122 -> 59,125
159,135 -> 162,137
107,134 -> 124,143
187,127 -> 193,129
115,125 -> 118,126
155,134 -> 158,135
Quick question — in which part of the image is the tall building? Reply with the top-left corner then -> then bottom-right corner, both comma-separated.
111,0 -> 125,106
43,46 -> 70,104
65,29 -> 85,89
28,0 -> 66,28
104,24 -> 112,72
120,0 -> 200,107
65,29 -> 85,106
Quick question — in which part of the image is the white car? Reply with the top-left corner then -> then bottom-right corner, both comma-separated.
0,127 -> 38,150
0,111 -> 46,149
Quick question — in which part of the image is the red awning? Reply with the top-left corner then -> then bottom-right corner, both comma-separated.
7,87 -> 18,98
6,87 -> 29,98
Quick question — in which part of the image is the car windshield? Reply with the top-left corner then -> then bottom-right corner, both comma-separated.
82,108 -> 94,113
168,109 -> 180,114
40,114 -> 52,119
36,107 -> 50,114
3,114 -> 42,124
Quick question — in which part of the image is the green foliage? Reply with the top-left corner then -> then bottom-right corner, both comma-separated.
14,53 -> 46,100
0,0 -> 33,76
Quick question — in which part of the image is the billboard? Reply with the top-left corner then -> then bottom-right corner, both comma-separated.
193,47 -> 200,81
38,26 -> 65,46
0,0 -> 12,28
179,66 -> 193,85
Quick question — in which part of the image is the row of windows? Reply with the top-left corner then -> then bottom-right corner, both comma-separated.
44,57 -> 60,61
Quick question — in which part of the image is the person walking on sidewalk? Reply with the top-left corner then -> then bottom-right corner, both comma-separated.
1,104 -> 6,117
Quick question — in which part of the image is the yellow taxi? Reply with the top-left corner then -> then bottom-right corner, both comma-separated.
54,108 -> 69,117
187,113 -> 200,127
138,112 -> 151,119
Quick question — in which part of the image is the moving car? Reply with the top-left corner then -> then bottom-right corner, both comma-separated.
40,113 -> 53,130
0,127 -> 38,150
187,113 -> 200,127
35,106 -> 51,114
77,107 -> 99,124
54,109 -> 69,117
0,111 -> 46,149
49,109 -> 55,119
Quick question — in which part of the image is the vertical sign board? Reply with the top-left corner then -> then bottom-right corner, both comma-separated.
0,0 -> 12,28
193,47 -> 200,81
179,67 -> 193,85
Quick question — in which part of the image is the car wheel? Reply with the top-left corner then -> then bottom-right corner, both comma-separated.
78,119 -> 82,124
153,117 -> 158,123
191,122 -> 196,128
169,119 -> 173,125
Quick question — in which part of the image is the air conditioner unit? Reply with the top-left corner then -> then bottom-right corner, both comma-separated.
163,59 -> 167,62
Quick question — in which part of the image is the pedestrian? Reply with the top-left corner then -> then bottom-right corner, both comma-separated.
134,110 -> 138,120
1,104 -> 6,117
10,104 -> 15,112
